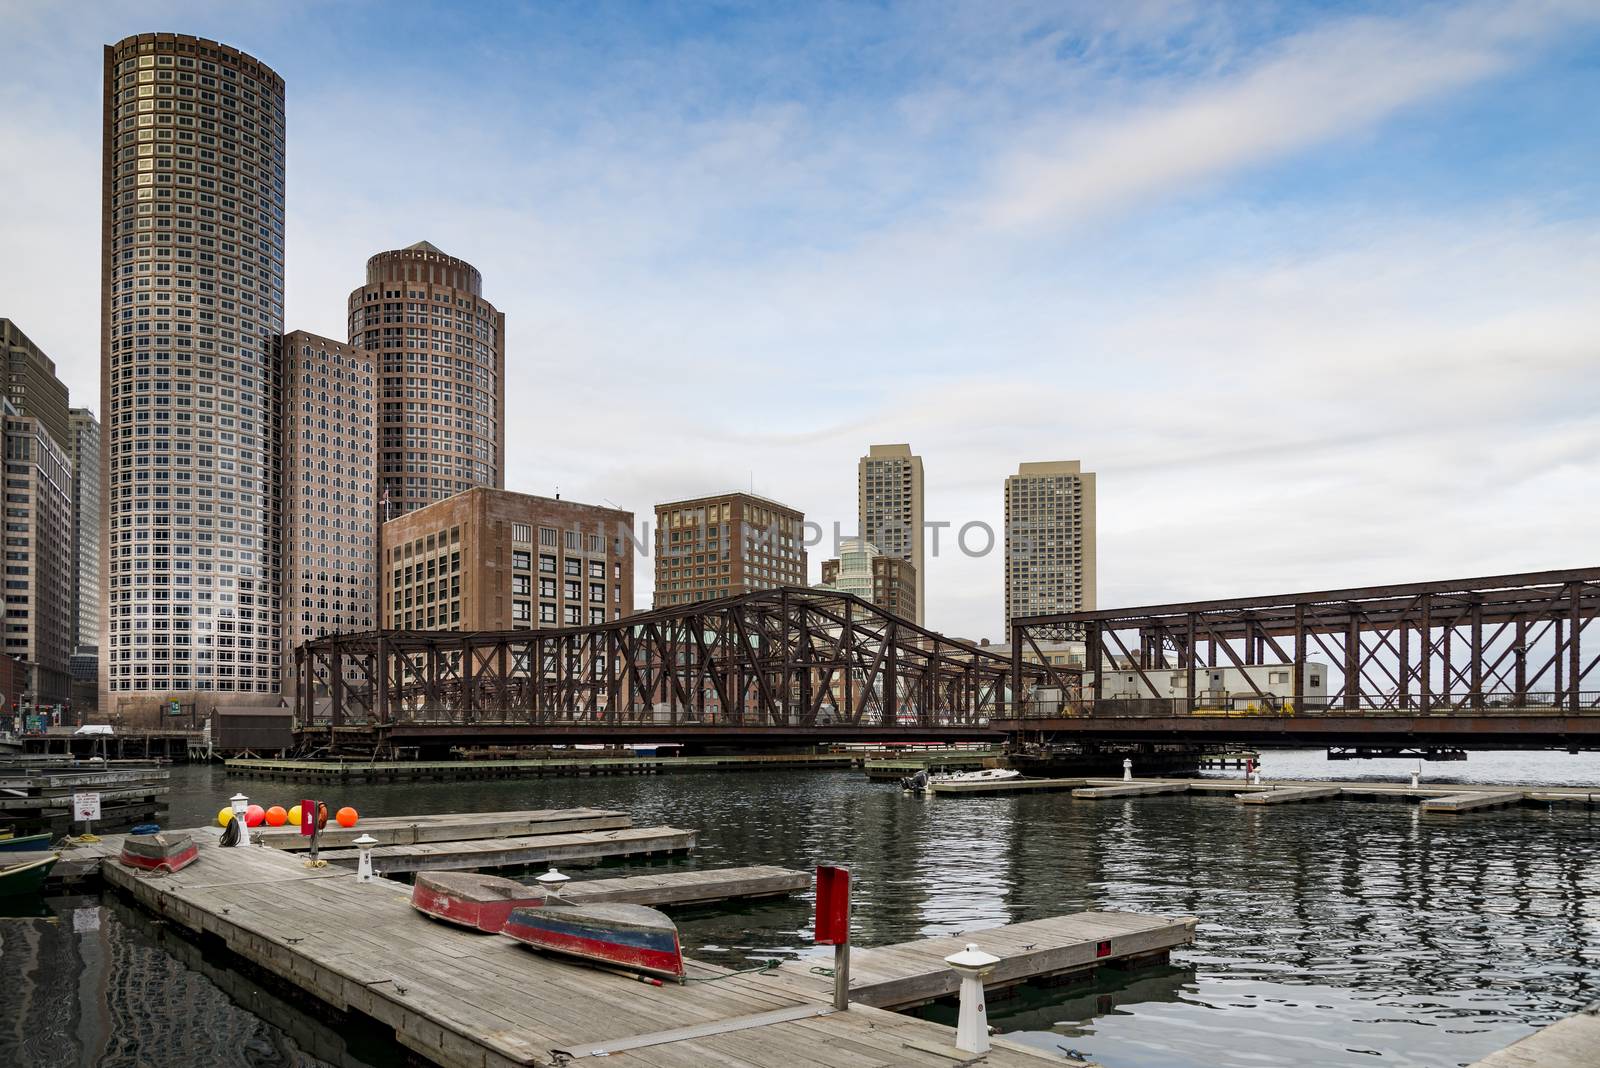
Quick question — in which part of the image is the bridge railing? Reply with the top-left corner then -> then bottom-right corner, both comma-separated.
1012,690 -> 1600,718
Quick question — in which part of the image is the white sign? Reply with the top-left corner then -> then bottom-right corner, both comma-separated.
72,792 -> 101,822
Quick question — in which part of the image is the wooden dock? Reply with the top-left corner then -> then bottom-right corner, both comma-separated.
227,752 -> 858,784
822,911 -> 1195,1010
1468,1000 -> 1600,1068
256,808 -> 631,851
1420,790 -> 1526,813
557,865 -> 811,908
928,776 -> 1083,796
1071,782 -> 1191,800
87,834 -> 1166,1067
1236,785 -> 1343,805
862,749 -> 1004,780
315,825 -> 699,875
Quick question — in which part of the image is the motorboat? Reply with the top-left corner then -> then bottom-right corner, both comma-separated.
503,901 -> 685,980
934,767 -> 1022,784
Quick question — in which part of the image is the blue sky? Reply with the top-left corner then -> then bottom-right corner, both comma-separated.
2,0 -> 1597,636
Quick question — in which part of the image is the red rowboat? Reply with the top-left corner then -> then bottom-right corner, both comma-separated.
410,870 -> 547,934
119,832 -> 199,874
503,902 -> 685,981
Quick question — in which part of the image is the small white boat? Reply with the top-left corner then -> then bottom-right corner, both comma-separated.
932,768 -> 1022,784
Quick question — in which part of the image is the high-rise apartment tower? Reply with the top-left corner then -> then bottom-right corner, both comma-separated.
101,34 -> 287,713
858,444 -> 924,624
347,242 -> 505,518
1003,461 -> 1096,638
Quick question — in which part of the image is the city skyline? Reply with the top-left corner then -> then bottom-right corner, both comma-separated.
2,3 -> 1597,638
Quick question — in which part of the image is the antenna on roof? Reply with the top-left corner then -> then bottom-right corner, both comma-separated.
555,484 -> 560,501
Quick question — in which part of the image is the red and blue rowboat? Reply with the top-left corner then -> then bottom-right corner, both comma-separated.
504,902 -> 685,980
119,832 -> 199,873
411,870 -> 546,934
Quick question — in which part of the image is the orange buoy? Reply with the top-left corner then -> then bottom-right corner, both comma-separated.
265,805 -> 287,827
335,806 -> 358,828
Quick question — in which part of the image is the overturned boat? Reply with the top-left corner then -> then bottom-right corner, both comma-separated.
119,832 -> 200,873
503,901 -> 685,981
411,870 -> 546,934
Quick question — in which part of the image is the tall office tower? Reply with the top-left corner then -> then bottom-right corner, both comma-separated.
347,242 -> 505,517
280,331 -> 377,690
68,409 -> 102,654
101,34 -> 287,715
654,492 -> 807,607
0,319 -> 73,454
2,401 -> 75,708
858,444 -> 924,624
1003,461 -> 1096,638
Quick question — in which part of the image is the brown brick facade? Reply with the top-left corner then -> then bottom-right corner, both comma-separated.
381,488 -> 633,631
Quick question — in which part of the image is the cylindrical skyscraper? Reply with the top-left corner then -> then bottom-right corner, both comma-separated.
347,242 -> 505,517
100,34 -> 286,715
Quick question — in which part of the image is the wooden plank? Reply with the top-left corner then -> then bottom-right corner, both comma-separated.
563,865 -> 810,907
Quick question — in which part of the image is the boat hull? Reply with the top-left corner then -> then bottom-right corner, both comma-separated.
0,833 -> 53,852
0,853 -> 58,897
411,870 -> 545,934
118,833 -> 199,873
504,902 -> 684,980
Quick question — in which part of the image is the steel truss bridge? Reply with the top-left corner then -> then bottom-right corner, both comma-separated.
997,568 -> 1600,751
295,588 -> 1038,748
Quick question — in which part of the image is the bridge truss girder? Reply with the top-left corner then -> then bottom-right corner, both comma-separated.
1010,568 -> 1599,715
295,587 -> 1035,733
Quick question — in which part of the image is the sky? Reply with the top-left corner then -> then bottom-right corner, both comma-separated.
1,0 -> 1597,639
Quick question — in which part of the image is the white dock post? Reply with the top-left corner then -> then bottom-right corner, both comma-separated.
1122,758 -> 1133,782
1411,765 -> 1421,789
944,943 -> 1000,1054
230,793 -> 251,847
538,866 -> 571,900
353,834 -> 379,882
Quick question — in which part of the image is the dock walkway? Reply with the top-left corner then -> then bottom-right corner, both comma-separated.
1467,1001 -> 1600,1068
228,753 -> 857,784
256,808 -> 631,850
314,825 -> 699,875
89,835 -> 1179,1067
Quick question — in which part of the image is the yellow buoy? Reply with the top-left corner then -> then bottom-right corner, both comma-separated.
288,804 -> 302,827
217,806 -> 235,827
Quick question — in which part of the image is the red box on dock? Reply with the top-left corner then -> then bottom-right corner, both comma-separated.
815,864 -> 850,945
300,800 -> 316,837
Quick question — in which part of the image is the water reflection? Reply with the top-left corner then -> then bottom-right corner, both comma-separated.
36,763 -> 1600,1068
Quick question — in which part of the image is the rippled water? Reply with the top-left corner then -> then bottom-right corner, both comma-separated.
5,752 -> 1598,1068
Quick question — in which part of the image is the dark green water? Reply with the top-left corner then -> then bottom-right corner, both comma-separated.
4,759 -> 1598,1068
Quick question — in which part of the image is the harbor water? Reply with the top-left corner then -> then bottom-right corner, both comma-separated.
3,749 -> 1598,1068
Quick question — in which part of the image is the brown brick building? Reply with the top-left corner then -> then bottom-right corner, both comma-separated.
348,241 -> 505,518
381,488 -> 633,631
654,492 -> 807,608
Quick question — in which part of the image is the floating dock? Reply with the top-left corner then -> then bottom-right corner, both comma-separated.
1072,782 -> 1192,800
1236,785 -> 1343,805
555,865 -> 811,908
862,748 -> 1004,780
0,763 -> 169,833
1468,1000 -> 1600,1068
314,825 -> 699,875
255,808 -> 632,850
81,833 -> 1189,1067
227,752 -> 857,784
925,774 -> 1600,812
927,776 -> 1082,796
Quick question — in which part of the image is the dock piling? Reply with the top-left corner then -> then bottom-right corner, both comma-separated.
946,943 -> 1000,1054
